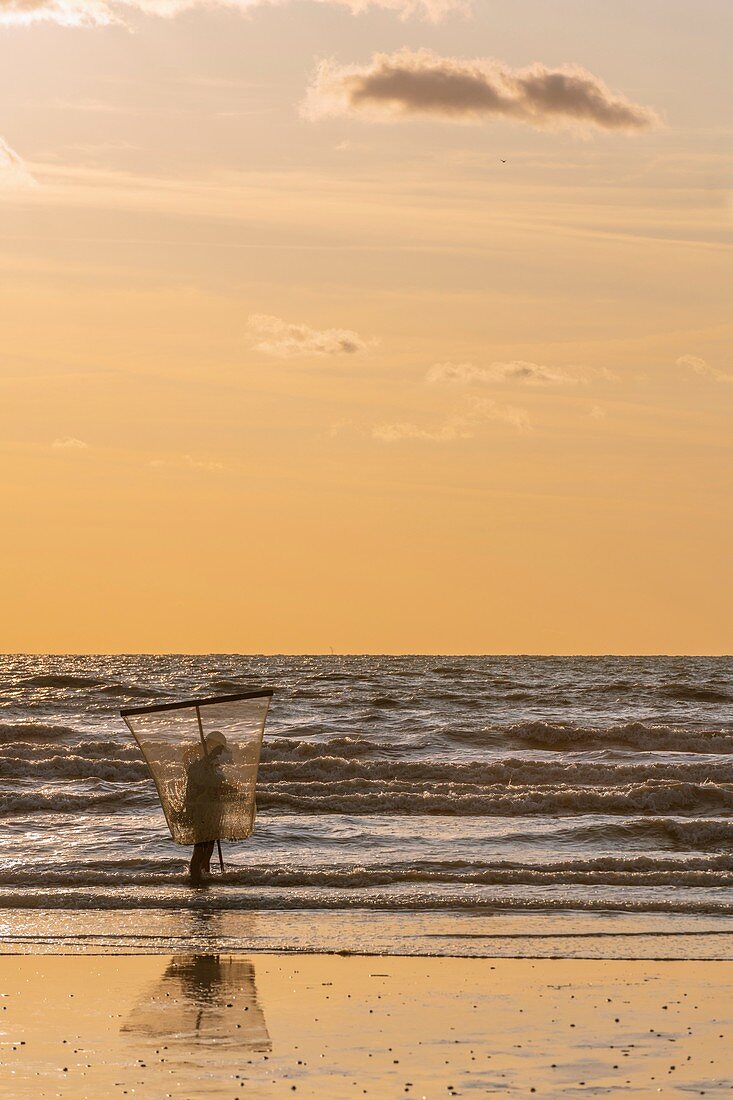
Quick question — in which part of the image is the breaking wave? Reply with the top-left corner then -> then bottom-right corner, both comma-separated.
3,854 -> 733,890
0,887 -> 731,915
0,722 -> 83,743
259,755 -> 732,786
0,784 -> 150,814
257,780 -> 733,816
451,721 -> 733,754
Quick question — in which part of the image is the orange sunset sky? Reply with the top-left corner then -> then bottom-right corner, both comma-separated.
0,0 -> 731,654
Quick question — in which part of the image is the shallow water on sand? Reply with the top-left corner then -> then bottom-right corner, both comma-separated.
4,955 -> 733,1097
1,654 -> 732,948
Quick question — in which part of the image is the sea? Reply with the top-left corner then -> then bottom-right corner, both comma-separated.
2,654 -> 732,958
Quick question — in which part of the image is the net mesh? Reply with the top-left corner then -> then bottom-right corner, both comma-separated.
122,691 -> 271,845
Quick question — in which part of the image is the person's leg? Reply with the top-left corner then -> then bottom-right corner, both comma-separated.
189,841 -> 210,884
201,840 -> 215,874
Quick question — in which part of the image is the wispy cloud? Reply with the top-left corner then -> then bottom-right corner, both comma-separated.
0,0 -> 464,27
676,354 -> 733,384
325,0 -> 467,16
372,418 -> 471,443
0,137 -> 37,189
303,48 -> 659,132
248,313 -> 373,358
52,437 -> 89,450
425,360 -> 582,386
149,454 -> 225,471
372,396 -> 530,442
0,0 -> 107,26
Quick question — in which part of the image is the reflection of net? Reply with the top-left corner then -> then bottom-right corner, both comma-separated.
122,691 -> 272,845
122,955 -> 270,1050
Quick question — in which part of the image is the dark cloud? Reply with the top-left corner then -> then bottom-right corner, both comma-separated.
304,49 -> 659,132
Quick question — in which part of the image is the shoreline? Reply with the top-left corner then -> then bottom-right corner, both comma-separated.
3,953 -> 732,1098
3,908 -> 733,960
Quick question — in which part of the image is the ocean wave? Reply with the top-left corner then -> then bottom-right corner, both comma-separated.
259,756 -> 733,787
3,855 -> 733,890
0,722 -> 83,743
303,668 -> 358,677
10,676 -> 164,701
262,736 -> 391,761
0,784 -> 151,813
3,730 -> 732,818
369,696 -> 402,709
7,777 -> 731,819
258,779 -> 733,816
0,754 -> 148,782
208,679 -> 256,694
658,682 -> 732,704
0,738 -> 142,763
99,683 -> 162,699
4,746 -> 732,815
25,729 -> 733,789
16,674 -> 105,690
0,886 -> 731,914
452,721 -> 733,754
566,817 -> 733,848
11,738 -> 718,788
591,680 -> 636,693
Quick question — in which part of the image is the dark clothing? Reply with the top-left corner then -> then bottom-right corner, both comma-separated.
185,753 -> 227,843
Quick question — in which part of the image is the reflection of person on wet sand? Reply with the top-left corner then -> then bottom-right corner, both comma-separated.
185,731 -> 235,884
122,954 -> 271,1051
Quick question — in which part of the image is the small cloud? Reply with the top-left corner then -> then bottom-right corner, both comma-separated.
327,418 -> 357,437
676,354 -> 733,384
426,360 -> 581,386
303,48 -> 659,133
52,437 -> 89,450
149,454 -> 225,471
372,396 -> 530,442
371,418 -> 471,443
588,403 -> 606,419
0,137 -> 37,189
0,0 -> 465,28
186,455 -> 224,471
247,313 -> 373,358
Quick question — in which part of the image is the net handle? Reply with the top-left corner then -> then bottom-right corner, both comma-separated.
196,704 -> 225,875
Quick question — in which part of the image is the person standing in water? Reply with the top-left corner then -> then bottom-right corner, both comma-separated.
185,730 -> 232,884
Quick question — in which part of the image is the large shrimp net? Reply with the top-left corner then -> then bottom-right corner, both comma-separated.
121,690 -> 272,845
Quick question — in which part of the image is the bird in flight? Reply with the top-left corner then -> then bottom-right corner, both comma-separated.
500,159 -> 507,163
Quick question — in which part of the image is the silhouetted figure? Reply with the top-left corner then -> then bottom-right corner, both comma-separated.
185,731 -> 232,884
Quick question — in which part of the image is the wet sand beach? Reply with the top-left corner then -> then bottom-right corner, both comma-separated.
2,953 -> 733,1098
